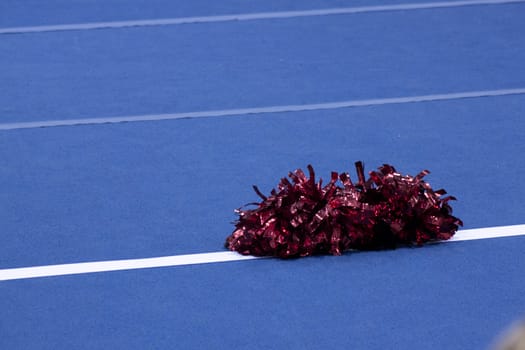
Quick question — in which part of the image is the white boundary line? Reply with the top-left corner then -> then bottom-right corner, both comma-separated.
2,88 -> 525,131
1,0 -> 524,34
1,224 -> 524,281
0,252 -> 261,282
449,224 -> 525,241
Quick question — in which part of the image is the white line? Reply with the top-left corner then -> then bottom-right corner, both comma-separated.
2,88 -> 525,131
1,0 -> 524,34
449,225 -> 525,241
0,252 -> 261,282
0,224 -> 524,281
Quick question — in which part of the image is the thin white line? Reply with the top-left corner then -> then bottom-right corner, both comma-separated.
2,88 -> 525,131
0,252 -> 261,281
1,0 -> 524,34
448,225 -> 525,241
0,224 -> 524,281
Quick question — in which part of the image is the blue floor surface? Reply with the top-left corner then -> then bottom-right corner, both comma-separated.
1,1 -> 524,349
2,236 -> 524,349
0,0 -> 482,27
1,95 -> 524,268
1,4 -> 524,123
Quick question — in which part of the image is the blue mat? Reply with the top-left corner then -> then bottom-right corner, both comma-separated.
1,1 -> 524,349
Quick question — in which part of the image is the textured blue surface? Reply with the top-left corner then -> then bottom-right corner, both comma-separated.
0,0 -> 473,27
1,95 -> 524,268
1,1 -> 525,349
1,4 -> 525,123
2,236 -> 525,350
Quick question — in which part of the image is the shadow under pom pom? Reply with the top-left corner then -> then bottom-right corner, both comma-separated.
225,162 -> 463,258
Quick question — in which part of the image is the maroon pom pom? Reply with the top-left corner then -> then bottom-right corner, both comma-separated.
225,162 -> 463,258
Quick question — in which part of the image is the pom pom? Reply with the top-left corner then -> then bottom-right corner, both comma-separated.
225,162 -> 462,258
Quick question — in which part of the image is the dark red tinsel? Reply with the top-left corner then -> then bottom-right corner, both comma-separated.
225,162 -> 462,258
